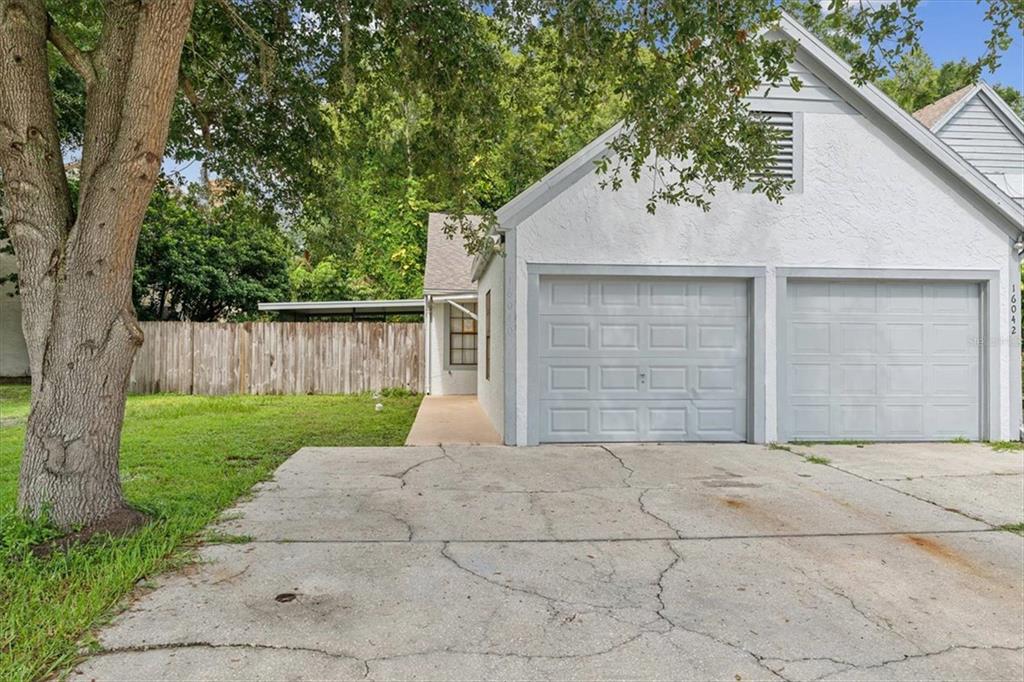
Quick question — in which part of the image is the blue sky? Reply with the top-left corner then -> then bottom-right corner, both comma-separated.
916,1 -> 1023,90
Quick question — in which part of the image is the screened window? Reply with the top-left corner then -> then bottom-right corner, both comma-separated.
449,302 -> 477,366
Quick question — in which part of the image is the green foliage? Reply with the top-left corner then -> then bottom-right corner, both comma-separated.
36,0 -> 1024,300
0,388 -> 422,681
133,183 -> 292,321
289,255 -> 351,301
877,51 -> 1024,116
295,23 -> 622,300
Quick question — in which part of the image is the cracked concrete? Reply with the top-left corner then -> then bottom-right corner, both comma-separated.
70,443 -> 1024,681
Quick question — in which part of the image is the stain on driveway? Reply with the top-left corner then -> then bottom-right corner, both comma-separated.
71,443 -> 1024,681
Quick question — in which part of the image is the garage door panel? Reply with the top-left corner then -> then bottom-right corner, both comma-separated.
538,276 -> 748,442
546,323 -> 591,352
649,323 -> 688,350
929,363 -> 975,396
878,282 -> 925,313
784,280 -> 981,441
540,357 -> 746,401
539,316 -> 745,357
539,399 -> 746,442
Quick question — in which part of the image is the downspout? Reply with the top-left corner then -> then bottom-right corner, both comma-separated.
1015,232 -> 1023,440
424,294 -> 432,395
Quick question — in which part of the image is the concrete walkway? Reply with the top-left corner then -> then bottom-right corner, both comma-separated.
404,395 -> 502,445
72,442 -> 1023,681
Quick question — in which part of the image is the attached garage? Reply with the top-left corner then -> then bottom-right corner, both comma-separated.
535,275 -> 750,443
470,14 -> 1022,446
780,279 -> 983,441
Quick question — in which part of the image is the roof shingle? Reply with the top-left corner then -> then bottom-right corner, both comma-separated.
912,85 -> 973,129
423,212 -> 478,293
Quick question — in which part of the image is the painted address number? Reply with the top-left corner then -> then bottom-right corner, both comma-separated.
1012,283 -> 1019,337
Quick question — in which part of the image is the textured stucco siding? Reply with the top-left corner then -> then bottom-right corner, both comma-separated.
0,253 -> 29,378
427,299 -> 476,395
509,111 -> 1020,444
476,256 -> 504,439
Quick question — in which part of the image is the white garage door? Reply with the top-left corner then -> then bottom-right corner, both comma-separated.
537,276 -> 748,442
783,280 -> 981,441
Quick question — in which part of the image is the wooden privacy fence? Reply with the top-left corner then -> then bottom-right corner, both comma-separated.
129,321 -> 423,395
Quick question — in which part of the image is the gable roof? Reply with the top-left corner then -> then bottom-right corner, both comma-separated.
424,212 -> 478,293
919,82 -> 1024,139
914,83 -> 1024,207
912,85 -> 973,129
490,12 -> 1023,243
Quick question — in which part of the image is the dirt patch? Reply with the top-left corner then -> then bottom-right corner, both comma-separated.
722,498 -> 748,509
32,507 -> 150,558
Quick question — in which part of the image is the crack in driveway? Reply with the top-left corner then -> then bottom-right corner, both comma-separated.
72,443 -> 1024,681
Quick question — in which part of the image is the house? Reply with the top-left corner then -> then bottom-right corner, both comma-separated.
258,213 -> 482,397
469,13 -> 1023,446
913,82 -> 1024,206
423,213 -> 481,396
0,251 -> 29,377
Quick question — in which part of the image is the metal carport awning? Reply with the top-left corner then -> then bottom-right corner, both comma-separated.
258,299 -> 425,320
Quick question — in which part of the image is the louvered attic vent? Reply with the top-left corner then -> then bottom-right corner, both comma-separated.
759,111 -> 795,181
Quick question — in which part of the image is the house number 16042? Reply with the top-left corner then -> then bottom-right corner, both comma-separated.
1012,284 -> 1019,337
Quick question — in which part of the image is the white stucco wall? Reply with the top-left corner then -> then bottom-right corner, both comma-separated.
0,252 -> 29,378
427,298 -> 477,395
476,255 -> 505,440
509,110 -> 1021,444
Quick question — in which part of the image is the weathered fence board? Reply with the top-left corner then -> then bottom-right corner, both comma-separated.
129,321 -> 423,395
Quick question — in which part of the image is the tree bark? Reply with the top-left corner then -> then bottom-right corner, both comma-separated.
0,0 -> 195,529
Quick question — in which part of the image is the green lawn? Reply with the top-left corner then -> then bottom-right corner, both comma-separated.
0,385 -> 421,682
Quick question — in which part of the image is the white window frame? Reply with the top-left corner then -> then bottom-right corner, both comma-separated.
445,301 -> 478,369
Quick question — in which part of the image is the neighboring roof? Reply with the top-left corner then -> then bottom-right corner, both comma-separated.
919,82 -> 1024,137
912,85 -> 973,129
424,212 -> 478,293
258,299 -> 424,315
487,11 -> 1023,248
913,83 -> 1024,207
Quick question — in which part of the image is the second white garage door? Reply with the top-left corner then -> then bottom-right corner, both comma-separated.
782,280 -> 982,441
536,276 -> 748,442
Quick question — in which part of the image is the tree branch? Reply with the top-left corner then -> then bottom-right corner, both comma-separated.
179,73 -> 212,183
179,73 -> 213,150
46,13 -> 95,85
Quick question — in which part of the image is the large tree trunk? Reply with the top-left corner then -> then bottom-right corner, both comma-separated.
0,0 -> 195,529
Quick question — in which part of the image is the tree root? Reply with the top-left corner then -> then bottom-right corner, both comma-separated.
31,506 -> 150,558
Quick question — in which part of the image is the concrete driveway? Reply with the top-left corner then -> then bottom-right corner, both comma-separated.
73,442 -> 1023,681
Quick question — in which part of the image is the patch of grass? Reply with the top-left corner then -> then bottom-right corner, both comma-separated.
0,390 -> 421,682
988,441 -> 1023,453
767,442 -> 795,452
998,523 -> 1024,535
949,436 -> 971,444
804,454 -> 832,465
0,383 -> 31,424
200,530 -> 254,544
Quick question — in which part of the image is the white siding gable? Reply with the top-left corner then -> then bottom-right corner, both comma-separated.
751,58 -> 843,107
938,95 -> 1024,176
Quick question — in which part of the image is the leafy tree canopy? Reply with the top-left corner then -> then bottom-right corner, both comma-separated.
44,1 -> 1020,239
134,183 -> 292,321
876,49 -> 1024,117
28,0 -> 1024,307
